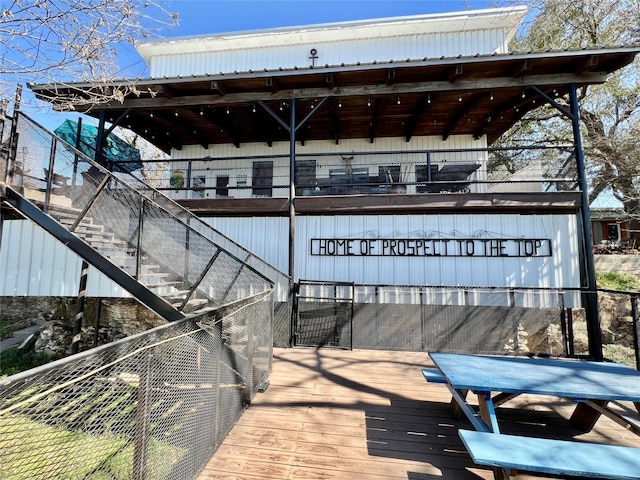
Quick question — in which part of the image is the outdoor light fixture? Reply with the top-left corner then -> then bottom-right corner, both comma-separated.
397,96 -> 401,105
226,106 -> 230,114
200,109 -> 204,116
175,111 -> 179,117
427,94 -> 431,104
522,91 -> 526,99
338,99 -> 342,108
367,98 -> 371,107
490,91 -> 494,101
252,104 -> 256,113
150,112 -> 154,118
458,94 -> 462,102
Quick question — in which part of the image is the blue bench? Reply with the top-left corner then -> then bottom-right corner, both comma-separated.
459,429 -> 640,480
421,368 -> 446,384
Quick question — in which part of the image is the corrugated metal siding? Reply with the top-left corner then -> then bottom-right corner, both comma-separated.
295,213 -> 580,288
2,213 -> 580,297
202,217 -> 289,273
150,28 -> 512,77
1,220 -> 130,297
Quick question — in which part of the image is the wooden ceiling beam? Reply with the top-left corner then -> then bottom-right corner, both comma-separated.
386,69 -> 396,85
81,72 -> 607,111
325,73 -> 334,90
404,93 -> 433,142
210,80 -> 226,95
448,64 -> 463,83
442,92 -> 485,141
368,97 -> 386,143
266,77 -> 279,93
511,59 -> 533,78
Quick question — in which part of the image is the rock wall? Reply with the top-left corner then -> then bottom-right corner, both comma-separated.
1,296 -> 165,355
594,254 -> 640,274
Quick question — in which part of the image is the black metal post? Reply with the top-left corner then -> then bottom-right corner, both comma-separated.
5,86 -> 22,186
43,137 -> 57,213
71,261 -> 89,354
569,83 -> 603,361
93,298 -> 102,348
71,117 -> 82,187
631,295 -> 639,370
288,98 -> 296,283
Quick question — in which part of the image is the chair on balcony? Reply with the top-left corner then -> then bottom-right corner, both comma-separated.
329,168 -> 348,195
424,163 -> 480,193
351,167 -> 370,194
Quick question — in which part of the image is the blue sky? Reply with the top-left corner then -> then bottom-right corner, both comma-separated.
27,0 -> 501,123
120,1 -> 501,76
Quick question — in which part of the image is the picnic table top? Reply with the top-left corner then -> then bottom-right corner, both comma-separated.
429,352 -> 640,402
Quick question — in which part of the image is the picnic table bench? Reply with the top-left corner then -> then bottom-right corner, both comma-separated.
423,354 -> 640,479
459,429 -> 640,480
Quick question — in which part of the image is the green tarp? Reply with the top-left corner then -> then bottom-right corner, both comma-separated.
54,119 -> 142,173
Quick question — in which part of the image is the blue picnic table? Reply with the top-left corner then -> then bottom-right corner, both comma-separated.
425,353 -> 640,479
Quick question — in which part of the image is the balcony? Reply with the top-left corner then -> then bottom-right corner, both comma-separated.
133,146 -> 581,216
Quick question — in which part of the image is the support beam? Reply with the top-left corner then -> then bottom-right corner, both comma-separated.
211,81 -> 226,95
404,93 -> 433,142
448,64 -> 463,83
569,83 -> 602,360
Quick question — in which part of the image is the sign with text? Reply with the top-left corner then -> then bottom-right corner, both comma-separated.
310,238 -> 552,257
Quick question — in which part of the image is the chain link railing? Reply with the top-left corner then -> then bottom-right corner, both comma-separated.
7,111 -> 290,318
0,290 -> 273,480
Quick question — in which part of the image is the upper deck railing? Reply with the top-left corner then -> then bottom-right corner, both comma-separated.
134,146 -> 579,201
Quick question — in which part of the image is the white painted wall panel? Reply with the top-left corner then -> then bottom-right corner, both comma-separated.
295,214 -> 580,289
149,28 -> 515,78
201,217 -> 289,273
1,220 -> 130,297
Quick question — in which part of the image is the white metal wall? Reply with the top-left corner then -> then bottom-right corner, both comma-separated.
203,213 -> 581,290
148,29 -> 513,78
142,7 -> 527,78
295,214 -> 580,289
1,212 -> 580,297
0,220 -> 130,297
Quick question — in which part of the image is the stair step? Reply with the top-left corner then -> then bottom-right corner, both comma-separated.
146,281 -> 183,289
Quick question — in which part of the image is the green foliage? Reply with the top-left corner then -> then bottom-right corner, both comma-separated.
0,414 -> 186,479
596,271 -> 640,291
0,348 -> 56,378
502,0 -> 640,213
602,344 -> 637,368
0,318 -> 17,340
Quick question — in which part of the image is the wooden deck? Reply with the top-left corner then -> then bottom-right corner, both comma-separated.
198,348 -> 640,480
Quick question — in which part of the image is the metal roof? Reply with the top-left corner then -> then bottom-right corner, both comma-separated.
29,46 -> 639,153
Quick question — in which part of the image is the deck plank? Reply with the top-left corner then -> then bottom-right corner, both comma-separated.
197,348 -> 640,480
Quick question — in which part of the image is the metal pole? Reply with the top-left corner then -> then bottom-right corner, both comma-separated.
5,86 -> 21,186
631,295 -> 639,370
569,83 -> 603,361
72,118 -> 82,187
288,98 -> 296,282
93,298 -> 103,348
71,261 -> 89,354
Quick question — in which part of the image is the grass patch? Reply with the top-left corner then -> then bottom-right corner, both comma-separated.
0,318 -> 17,340
0,414 -> 186,480
596,271 -> 640,291
0,348 -> 56,378
603,344 -> 637,369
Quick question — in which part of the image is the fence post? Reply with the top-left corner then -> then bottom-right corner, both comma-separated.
71,261 -> 89,354
133,353 -> 152,480
631,295 -> 640,371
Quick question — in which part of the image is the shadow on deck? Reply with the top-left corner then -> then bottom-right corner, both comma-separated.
198,348 -> 640,480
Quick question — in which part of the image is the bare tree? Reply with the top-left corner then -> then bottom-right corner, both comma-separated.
503,0 -> 640,216
0,0 -> 178,107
